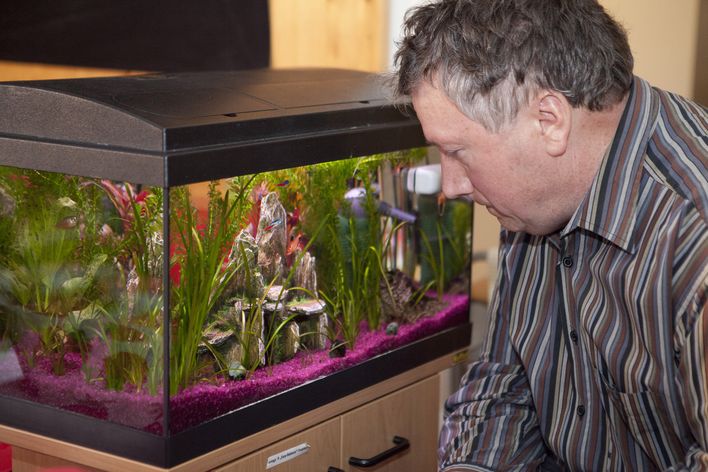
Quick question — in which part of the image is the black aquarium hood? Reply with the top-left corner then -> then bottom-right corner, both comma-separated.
0,68 -> 425,186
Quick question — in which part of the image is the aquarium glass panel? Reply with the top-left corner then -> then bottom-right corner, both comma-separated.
167,150 -> 471,432
0,167 -> 166,435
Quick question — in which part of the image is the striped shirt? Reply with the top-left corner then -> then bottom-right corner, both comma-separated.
439,77 -> 708,471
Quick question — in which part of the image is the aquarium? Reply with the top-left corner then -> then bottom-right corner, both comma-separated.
0,69 -> 472,467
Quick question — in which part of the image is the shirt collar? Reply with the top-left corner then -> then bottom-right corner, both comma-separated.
562,77 -> 660,253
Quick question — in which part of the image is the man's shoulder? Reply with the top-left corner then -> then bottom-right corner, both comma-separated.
643,82 -> 707,221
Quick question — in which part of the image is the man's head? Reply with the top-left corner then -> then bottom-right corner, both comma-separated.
393,0 -> 633,132
393,0 -> 633,235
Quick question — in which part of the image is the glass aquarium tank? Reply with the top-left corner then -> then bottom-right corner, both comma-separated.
0,69 -> 472,467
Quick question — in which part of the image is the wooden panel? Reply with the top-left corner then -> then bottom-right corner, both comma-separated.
0,60 -> 141,81
269,0 -> 387,72
12,446 -> 102,472
214,418 -> 340,472
341,375 -> 440,472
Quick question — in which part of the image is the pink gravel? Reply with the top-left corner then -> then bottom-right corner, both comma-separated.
0,295 -> 468,434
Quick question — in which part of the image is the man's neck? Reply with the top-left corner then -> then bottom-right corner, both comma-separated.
567,94 -> 629,203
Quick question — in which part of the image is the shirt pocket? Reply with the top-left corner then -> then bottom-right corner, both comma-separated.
597,371 -> 684,469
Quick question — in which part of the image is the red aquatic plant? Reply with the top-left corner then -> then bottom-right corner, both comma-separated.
100,180 -> 149,233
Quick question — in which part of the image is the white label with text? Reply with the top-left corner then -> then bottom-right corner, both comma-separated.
266,442 -> 311,469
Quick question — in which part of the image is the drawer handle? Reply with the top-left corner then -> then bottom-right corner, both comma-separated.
327,468 -> 345,472
348,435 -> 410,468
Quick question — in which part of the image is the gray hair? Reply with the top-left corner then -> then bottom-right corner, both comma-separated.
392,0 -> 634,132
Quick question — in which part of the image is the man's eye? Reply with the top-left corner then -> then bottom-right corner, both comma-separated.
442,148 -> 462,157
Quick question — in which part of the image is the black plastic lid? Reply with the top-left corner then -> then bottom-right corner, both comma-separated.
0,68 -> 424,186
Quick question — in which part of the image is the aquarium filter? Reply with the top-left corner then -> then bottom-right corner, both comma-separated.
406,164 -> 442,196
343,187 -> 417,224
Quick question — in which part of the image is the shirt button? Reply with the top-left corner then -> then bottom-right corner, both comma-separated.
577,405 -> 585,417
562,256 -> 574,268
570,330 -> 578,343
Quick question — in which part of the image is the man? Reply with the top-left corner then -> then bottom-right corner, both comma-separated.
391,0 -> 707,470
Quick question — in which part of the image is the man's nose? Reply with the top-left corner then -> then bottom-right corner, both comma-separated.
441,163 -> 473,200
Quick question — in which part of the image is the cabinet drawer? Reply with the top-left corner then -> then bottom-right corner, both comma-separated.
341,375 -> 440,472
215,417 -> 341,472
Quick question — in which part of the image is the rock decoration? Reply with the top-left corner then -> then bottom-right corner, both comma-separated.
126,267 -> 140,317
125,231 -> 163,317
199,299 -> 265,371
0,186 -> 15,217
281,322 -> 300,360
287,299 -> 328,350
204,191 -> 331,372
381,270 -> 420,323
197,327 -> 242,370
293,250 -> 318,294
226,230 -> 264,299
256,192 -> 287,284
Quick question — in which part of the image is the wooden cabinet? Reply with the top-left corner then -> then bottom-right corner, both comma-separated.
340,375 -> 439,471
215,418 -> 341,472
216,375 -> 439,472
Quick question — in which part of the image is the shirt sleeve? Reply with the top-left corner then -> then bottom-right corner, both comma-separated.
438,232 -> 550,471
672,205 -> 708,471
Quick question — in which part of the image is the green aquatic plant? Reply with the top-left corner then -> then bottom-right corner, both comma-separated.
300,154 -> 423,344
319,221 -> 403,348
319,264 -> 362,351
446,200 -> 473,280
90,182 -> 163,393
300,157 -> 360,349
419,221 -> 446,302
300,159 -> 357,294
5,195 -> 107,374
418,199 -> 472,300
170,180 -> 254,394
0,172 -> 102,349
63,307 -> 100,381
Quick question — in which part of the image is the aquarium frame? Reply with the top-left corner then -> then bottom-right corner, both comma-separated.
0,69 -> 428,187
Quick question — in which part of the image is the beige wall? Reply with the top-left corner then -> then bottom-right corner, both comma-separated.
0,61 -> 138,81
600,0 -> 701,99
269,0 -> 388,72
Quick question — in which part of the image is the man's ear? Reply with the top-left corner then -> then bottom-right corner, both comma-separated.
536,91 -> 571,157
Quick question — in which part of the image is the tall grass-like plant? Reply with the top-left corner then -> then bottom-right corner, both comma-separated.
301,159 -> 362,286
299,158 -> 363,349
95,183 -> 164,393
358,167 -> 387,330
445,200 -> 473,280
419,222 -> 446,302
418,199 -> 472,300
170,180 -> 253,395
301,155 -> 416,344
